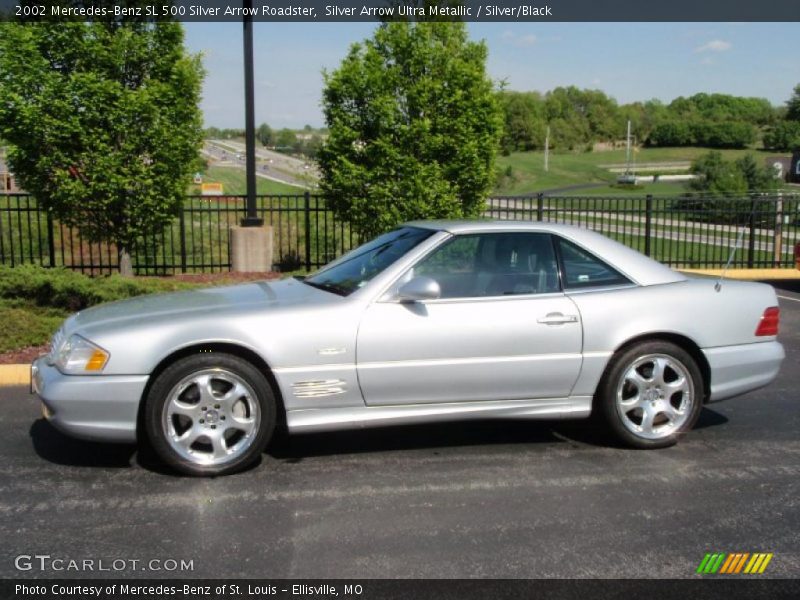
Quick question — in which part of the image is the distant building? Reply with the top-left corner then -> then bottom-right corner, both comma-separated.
791,152 -> 800,184
0,154 -> 21,193
766,156 -> 792,182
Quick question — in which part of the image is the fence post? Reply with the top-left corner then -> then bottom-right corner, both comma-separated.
644,194 -> 653,257
304,191 -> 312,272
747,197 -> 756,269
536,193 -> 544,222
179,207 -> 187,273
46,208 -> 56,268
773,193 -> 783,267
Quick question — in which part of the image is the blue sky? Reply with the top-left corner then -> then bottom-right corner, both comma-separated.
183,22 -> 799,129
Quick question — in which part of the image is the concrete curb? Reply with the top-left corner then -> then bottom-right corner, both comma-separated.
1,268 -> 797,387
0,365 -> 30,388
679,268 -> 800,280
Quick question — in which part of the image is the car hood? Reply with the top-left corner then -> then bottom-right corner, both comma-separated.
69,278 -> 333,332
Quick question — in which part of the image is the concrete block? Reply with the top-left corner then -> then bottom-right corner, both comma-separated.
230,225 -> 273,272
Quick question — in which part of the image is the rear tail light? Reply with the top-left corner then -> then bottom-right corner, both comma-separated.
755,306 -> 780,337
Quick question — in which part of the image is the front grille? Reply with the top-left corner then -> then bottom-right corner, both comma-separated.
47,326 -> 65,364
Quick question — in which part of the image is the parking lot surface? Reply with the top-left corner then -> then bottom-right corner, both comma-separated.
1,284 -> 798,579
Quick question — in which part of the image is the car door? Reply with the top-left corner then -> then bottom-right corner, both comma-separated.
356,232 -> 583,406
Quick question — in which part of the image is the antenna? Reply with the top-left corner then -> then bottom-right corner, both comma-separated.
715,223 -> 747,292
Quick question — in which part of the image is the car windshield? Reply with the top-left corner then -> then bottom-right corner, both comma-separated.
303,227 -> 434,296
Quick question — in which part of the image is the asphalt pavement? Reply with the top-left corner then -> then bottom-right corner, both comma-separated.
1,284 -> 798,579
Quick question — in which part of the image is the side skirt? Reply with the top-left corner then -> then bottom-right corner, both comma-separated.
286,396 -> 593,433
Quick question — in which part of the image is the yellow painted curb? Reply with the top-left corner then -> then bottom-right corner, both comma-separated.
679,268 -> 800,280
0,364 -> 30,387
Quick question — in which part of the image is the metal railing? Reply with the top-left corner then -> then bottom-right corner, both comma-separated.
0,193 -> 357,275
1,192 -> 797,274
485,193 -> 799,269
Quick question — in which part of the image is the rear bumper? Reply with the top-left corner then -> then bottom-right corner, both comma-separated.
704,341 -> 784,402
31,358 -> 147,443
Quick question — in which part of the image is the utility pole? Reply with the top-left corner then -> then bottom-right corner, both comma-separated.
241,0 -> 263,227
544,126 -> 550,172
230,0 -> 272,274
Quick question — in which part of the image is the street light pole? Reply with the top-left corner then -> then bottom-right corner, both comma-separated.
241,0 -> 263,227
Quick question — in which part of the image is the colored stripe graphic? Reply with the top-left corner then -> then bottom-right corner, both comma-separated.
700,553 -> 773,574
734,553 -> 750,573
696,553 -> 713,574
758,554 -> 773,573
701,553 -> 726,574
719,554 -> 736,574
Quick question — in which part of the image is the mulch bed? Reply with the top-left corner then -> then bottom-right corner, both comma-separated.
167,271 -> 282,284
0,271 -> 286,365
0,345 -> 49,365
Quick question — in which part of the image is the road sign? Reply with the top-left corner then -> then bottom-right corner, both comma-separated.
201,182 -> 223,196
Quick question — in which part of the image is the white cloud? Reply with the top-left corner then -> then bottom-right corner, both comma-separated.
501,31 -> 538,48
695,39 -> 732,53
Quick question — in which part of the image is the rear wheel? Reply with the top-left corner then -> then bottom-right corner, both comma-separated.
144,353 -> 276,476
597,341 -> 703,448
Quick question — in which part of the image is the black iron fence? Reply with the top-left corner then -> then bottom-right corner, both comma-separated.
0,193 -> 356,275
1,192 -> 798,275
487,193 -> 800,270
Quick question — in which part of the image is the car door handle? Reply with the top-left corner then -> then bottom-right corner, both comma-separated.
537,313 -> 579,325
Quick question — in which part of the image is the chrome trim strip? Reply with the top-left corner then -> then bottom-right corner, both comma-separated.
286,396 -> 592,433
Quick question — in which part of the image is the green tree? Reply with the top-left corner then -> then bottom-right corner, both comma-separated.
256,122 -> 273,147
275,128 -> 297,151
0,21 -> 204,275
735,154 -> 780,193
318,21 -> 502,239
763,120 -> 800,151
498,90 -> 546,154
786,84 -> 800,122
687,151 -> 777,195
687,151 -> 748,195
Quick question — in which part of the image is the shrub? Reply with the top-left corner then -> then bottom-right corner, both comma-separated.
0,265 -> 197,311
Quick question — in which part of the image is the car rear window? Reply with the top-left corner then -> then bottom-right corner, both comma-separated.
555,237 -> 632,289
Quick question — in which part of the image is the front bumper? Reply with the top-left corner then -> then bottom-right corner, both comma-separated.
704,340 -> 785,402
31,357 -> 148,443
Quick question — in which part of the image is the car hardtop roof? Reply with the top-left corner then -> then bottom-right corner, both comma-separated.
404,219 -> 580,235
401,219 -> 687,287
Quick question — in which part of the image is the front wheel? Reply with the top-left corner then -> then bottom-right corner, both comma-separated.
597,341 -> 703,449
144,353 -> 276,476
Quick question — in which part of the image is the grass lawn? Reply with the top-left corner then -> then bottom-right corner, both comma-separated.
495,147 -> 789,195
559,181 -> 688,196
0,298 -> 68,354
189,166 -> 307,196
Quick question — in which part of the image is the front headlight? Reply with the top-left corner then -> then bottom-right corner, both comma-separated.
54,334 -> 110,374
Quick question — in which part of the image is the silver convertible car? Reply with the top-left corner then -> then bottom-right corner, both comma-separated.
32,221 -> 784,475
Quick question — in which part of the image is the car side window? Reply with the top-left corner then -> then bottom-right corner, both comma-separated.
412,233 -> 560,299
555,237 -> 631,289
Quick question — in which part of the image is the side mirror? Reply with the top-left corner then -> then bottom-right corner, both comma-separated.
396,276 -> 441,302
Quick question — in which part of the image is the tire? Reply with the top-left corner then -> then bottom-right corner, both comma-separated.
596,340 -> 703,449
144,353 -> 276,476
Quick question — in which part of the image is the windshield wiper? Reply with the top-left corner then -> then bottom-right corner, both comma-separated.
302,279 -> 349,296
